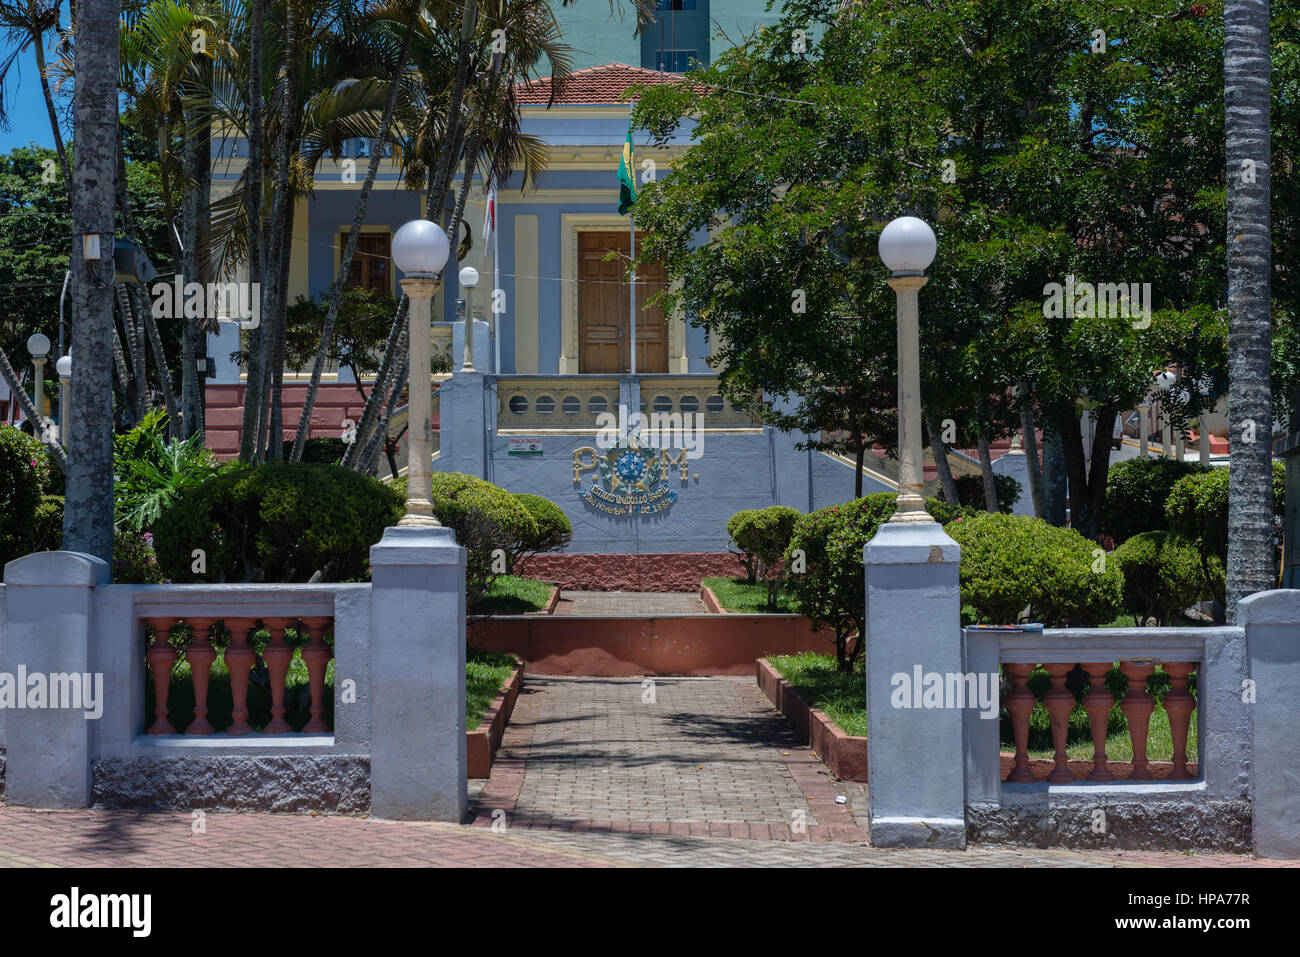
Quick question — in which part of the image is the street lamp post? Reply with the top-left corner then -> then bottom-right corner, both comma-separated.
391,219 -> 451,528
865,214 -> 964,850
458,266 -> 479,372
1155,370 -> 1176,458
26,333 -> 50,434
56,353 -> 72,444
1138,400 -> 1151,458
878,216 -> 938,523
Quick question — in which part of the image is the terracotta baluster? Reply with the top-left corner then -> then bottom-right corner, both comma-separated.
1042,662 -> 1077,783
1163,662 -> 1197,781
1119,661 -> 1156,780
144,617 -> 178,734
222,617 -> 258,735
183,618 -> 218,735
261,617 -> 294,734
1004,663 -> 1037,783
1082,662 -> 1116,782
299,616 -> 333,734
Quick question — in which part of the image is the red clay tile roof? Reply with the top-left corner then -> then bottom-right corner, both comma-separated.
515,62 -> 700,105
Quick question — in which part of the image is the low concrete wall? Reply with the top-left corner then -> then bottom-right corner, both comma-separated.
469,614 -> 832,676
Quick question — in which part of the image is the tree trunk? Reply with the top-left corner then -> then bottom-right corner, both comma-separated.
925,412 -> 959,505
140,287 -> 182,430
33,30 -> 71,185
1017,383 -> 1045,519
1042,426 -> 1068,526
261,0 -> 301,463
64,0 -> 120,564
1224,0 -> 1275,620
976,433 -> 998,512
362,335 -> 409,474
290,29 -> 415,461
854,439 -> 864,499
343,295 -> 408,469
181,98 -> 212,439
239,0 -> 266,462
268,195 -> 296,460
114,281 -> 146,420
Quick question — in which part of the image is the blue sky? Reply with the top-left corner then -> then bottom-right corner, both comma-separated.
1,46 -> 60,154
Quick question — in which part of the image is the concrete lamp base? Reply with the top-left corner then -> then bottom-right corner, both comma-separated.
864,520 -> 965,850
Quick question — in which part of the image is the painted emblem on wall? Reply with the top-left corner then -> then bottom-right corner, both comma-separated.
573,436 -> 683,515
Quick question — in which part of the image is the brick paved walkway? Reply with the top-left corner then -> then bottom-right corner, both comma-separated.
0,675 -> 1291,867
0,806 -> 1284,868
555,591 -> 707,615
470,675 -> 868,840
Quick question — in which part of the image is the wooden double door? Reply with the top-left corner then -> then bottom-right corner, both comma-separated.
578,230 -> 668,373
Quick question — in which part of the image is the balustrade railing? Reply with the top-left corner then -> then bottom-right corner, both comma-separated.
143,614 -> 335,736
1001,658 -> 1198,784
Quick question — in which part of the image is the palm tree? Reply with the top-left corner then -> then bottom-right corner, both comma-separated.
1224,0 -> 1274,619
345,0 -> 572,471
289,0 -> 424,462
64,0 -> 121,563
0,0 -> 71,182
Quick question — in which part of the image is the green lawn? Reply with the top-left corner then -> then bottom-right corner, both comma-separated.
471,575 -> 555,614
702,576 -> 795,613
465,649 -> 518,731
765,652 -> 1197,762
767,652 -> 868,737
147,642 -> 517,732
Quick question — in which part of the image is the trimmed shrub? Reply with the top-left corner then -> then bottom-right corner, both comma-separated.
301,436 -> 348,465
954,473 -> 1021,513
397,472 -> 540,607
784,494 -> 966,671
510,493 -> 572,571
153,463 -> 402,582
947,512 -> 1125,626
1101,457 -> 1207,544
726,505 -> 801,603
1113,531 -> 1223,625
1165,461 -> 1285,567
726,509 -> 760,583
0,424 -> 58,564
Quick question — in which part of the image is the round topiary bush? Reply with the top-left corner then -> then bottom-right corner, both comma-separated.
947,512 -> 1125,626
1112,531 -> 1223,625
513,493 -> 573,560
153,462 -> 402,582
784,493 -> 966,670
1101,456 -> 1207,544
726,505 -> 801,587
402,472 -> 541,606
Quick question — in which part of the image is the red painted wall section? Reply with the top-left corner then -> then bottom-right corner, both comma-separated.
520,552 -> 748,591
204,383 -> 438,461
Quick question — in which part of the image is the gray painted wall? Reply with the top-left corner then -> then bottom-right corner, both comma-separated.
436,371 -> 893,553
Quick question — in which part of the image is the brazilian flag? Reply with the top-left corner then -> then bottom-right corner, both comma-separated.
618,123 -> 636,215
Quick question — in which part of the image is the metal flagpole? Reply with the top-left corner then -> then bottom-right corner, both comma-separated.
493,196 -> 501,374
627,109 -> 637,375
629,212 -> 636,375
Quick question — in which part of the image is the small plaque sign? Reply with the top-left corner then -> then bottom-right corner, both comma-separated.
508,436 -> 544,455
